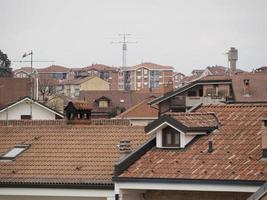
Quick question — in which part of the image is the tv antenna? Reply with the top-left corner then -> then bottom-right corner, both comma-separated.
111,33 -> 137,67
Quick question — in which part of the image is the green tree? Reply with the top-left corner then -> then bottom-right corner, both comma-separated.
0,50 -> 12,77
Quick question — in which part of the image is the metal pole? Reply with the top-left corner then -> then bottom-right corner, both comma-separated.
30,50 -> 33,119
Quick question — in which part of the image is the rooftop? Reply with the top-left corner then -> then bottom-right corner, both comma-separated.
116,96 -> 158,119
118,104 -> 267,182
0,122 -> 148,187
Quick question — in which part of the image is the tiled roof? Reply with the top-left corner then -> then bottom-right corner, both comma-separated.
165,112 -> 218,129
131,62 -> 174,70
206,66 -> 227,75
199,75 -> 232,81
71,101 -> 92,110
117,97 -> 158,119
84,64 -> 117,72
120,104 -> 267,182
0,78 -> 31,109
232,73 -> 267,102
79,90 -> 162,112
13,67 -> 35,74
37,65 -> 69,73
0,123 -> 148,186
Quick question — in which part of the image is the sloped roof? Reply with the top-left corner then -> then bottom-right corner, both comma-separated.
118,104 -> 267,182
131,62 -> 174,70
206,66 -> 227,75
0,97 -> 64,118
116,96 -> 158,119
0,78 -> 31,109
84,64 -> 117,72
66,101 -> 92,110
145,112 -> 218,133
166,112 -> 218,129
37,65 -> 69,73
0,123 -> 148,187
13,67 -> 36,74
60,76 -> 108,85
79,90 -> 162,112
232,73 -> 267,102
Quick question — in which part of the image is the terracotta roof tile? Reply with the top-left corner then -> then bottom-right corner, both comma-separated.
79,90 -> 162,112
37,65 -> 69,73
117,97 -> 158,119
120,104 -> 267,182
0,123 -> 148,185
0,78 -> 31,109
165,112 -> 218,129
84,64 -> 117,72
71,101 -> 92,110
131,62 -> 174,70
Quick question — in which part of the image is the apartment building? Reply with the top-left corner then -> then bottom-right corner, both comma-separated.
119,62 -> 174,91
69,64 -> 119,90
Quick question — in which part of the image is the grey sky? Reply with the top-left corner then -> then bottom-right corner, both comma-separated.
1,0 -> 267,74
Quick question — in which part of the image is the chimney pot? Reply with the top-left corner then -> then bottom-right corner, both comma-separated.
262,118 -> 267,158
208,140 -> 213,153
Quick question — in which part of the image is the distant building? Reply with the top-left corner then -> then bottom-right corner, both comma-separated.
115,96 -> 158,125
79,90 -> 162,119
0,97 -> 64,120
69,64 -> 119,90
57,76 -> 110,98
0,78 -> 33,109
150,75 -> 233,114
37,65 -> 69,80
119,62 -> 174,91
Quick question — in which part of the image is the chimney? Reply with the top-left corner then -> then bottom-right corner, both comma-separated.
162,80 -> 173,94
118,140 -> 131,160
243,79 -> 251,96
208,140 -> 213,153
227,47 -> 238,75
262,118 -> 267,159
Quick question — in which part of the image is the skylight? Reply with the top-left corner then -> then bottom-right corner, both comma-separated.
1,144 -> 30,160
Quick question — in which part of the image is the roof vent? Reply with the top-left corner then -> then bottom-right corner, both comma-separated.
117,140 -> 131,160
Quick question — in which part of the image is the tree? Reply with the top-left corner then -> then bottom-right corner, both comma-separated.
38,78 -> 57,101
0,50 -> 12,77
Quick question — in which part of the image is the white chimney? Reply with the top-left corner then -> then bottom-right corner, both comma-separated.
227,47 -> 238,75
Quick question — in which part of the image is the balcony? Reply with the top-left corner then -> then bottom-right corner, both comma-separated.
186,96 -> 226,107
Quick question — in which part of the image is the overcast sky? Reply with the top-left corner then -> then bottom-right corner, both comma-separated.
1,0 -> 267,74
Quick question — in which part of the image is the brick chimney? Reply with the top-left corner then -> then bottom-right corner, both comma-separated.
262,118 -> 267,159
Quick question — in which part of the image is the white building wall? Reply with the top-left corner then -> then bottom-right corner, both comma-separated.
0,101 -> 56,120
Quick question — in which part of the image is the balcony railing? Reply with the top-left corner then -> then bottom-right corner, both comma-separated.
186,96 -> 226,107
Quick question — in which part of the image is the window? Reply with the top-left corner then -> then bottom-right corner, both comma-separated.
21,115 -> 31,120
99,100 -> 108,108
150,70 -> 160,88
144,69 -> 148,75
162,126 -> 180,147
1,144 -> 30,160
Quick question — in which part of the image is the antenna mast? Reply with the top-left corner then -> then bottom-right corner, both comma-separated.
112,33 -> 137,67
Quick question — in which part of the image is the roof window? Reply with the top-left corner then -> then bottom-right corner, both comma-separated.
0,144 -> 30,160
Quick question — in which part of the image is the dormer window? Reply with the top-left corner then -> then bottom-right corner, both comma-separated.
162,126 -> 180,147
99,100 -> 108,108
94,96 -> 111,108
145,113 -> 218,149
